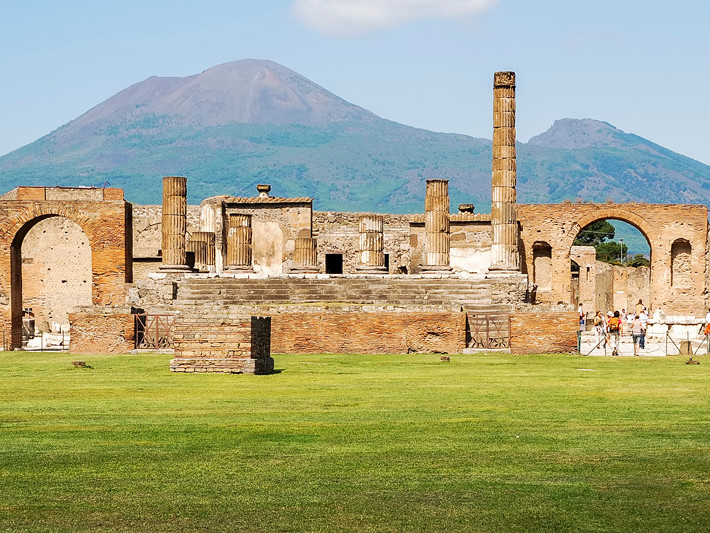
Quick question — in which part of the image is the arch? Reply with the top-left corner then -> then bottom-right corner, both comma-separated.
559,209 -> 653,252
671,238 -> 691,288
0,193 -> 130,349
9,214 -> 94,348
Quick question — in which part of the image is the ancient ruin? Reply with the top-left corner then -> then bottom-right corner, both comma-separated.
1,71 -> 708,370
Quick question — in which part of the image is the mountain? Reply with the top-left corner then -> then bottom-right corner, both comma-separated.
1,60 -> 710,212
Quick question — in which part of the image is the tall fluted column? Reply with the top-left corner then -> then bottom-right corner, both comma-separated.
226,214 -> 253,270
356,214 -> 387,273
187,231 -> 216,272
291,237 -> 319,273
490,71 -> 520,271
422,179 -> 452,272
160,176 -> 191,271
200,203 -> 216,233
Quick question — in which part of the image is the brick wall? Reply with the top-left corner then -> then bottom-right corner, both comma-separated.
271,312 -> 466,354
509,311 -> 578,354
69,313 -> 135,355
518,203 -> 708,315
171,315 -> 273,374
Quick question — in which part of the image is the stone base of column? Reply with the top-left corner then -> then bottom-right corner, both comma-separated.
170,357 -> 274,374
289,266 -> 320,274
487,264 -> 521,274
421,265 -> 454,276
159,264 -> 193,273
355,265 -> 388,274
224,265 -> 254,272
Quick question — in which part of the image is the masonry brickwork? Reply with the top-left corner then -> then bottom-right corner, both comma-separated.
509,311 -> 578,354
171,315 -> 274,374
69,312 -> 135,355
270,311 -> 466,354
0,187 -> 132,348
518,203 -> 708,316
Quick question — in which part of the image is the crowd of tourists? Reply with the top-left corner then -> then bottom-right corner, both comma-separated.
579,300 -> 648,356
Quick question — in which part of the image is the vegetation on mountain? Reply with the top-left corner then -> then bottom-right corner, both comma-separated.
1,60 -> 710,216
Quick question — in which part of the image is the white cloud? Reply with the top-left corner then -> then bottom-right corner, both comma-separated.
292,0 -> 499,36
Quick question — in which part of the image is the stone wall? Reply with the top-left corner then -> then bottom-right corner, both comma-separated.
509,311 -> 578,354
132,204 -> 200,262
21,217 -> 92,331
314,212 -> 412,274
171,315 -> 274,374
270,311 -> 466,354
518,203 -> 708,315
69,312 -> 135,355
0,187 -> 131,348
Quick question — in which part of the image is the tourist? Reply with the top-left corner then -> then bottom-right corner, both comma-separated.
630,314 -> 644,356
639,308 -> 648,349
607,311 -> 622,356
705,308 -> 710,337
635,299 -> 644,317
578,303 -> 585,330
593,311 -> 606,348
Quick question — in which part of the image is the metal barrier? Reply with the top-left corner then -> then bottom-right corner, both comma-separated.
134,314 -> 175,349
467,314 -> 510,349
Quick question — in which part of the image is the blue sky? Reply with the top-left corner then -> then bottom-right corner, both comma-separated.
1,0 -> 709,164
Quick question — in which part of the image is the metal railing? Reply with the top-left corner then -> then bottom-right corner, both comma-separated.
467,314 -> 510,349
134,314 -> 175,349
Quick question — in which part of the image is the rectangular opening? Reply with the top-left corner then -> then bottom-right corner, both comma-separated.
325,253 -> 343,274
384,254 -> 390,271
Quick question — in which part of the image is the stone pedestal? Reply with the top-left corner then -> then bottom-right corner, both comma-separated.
356,214 -> 387,273
489,71 -> 520,272
226,214 -> 253,271
422,179 -> 452,274
187,231 -> 216,272
160,176 -> 191,272
170,315 -> 274,374
291,237 -> 319,273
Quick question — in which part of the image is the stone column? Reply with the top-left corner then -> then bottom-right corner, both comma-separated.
160,176 -> 191,271
226,214 -> 253,271
422,179 -> 452,273
291,237 -> 319,273
187,231 -> 216,272
490,71 -> 520,271
200,203 -> 216,233
356,214 -> 387,273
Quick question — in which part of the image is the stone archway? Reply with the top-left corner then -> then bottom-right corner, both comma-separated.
0,187 -> 131,348
517,203 -> 708,316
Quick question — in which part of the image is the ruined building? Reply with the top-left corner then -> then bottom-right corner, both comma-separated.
0,72 -> 707,370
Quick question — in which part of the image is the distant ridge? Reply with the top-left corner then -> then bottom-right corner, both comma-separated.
1,60 -> 710,211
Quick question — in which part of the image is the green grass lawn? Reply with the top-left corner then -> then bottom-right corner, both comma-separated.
1,351 -> 709,532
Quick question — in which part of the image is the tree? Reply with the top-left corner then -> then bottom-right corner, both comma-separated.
627,254 -> 651,267
595,241 -> 627,263
574,220 -> 615,247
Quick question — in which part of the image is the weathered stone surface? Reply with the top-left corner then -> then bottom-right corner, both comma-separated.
69,312 -> 135,354
171,314 -> 273,374
509,311 -> 577,354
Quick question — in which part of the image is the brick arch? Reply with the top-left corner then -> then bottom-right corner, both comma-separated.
0,191 -> 130,349
517,203 -> 708,315
559,209 -> 654,252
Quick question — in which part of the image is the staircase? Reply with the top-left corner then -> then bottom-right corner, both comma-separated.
175,276 -> 494,309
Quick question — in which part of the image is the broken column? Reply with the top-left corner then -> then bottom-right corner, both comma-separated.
421,179 -> 452,273
187,231 -> 216,272
490,71 -> 520,271
160,176 -> 191,272
356,214 -> 387,273
291,237 -> 319,273
226,214 -> 253,271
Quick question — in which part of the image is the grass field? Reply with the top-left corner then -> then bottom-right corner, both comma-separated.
1,351 -> 709,532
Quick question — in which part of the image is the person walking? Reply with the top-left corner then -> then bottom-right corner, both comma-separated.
593,311 -> 606,349
639,308 -> 648,349
630,314 -> 643,356
607,311 -> 622,356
